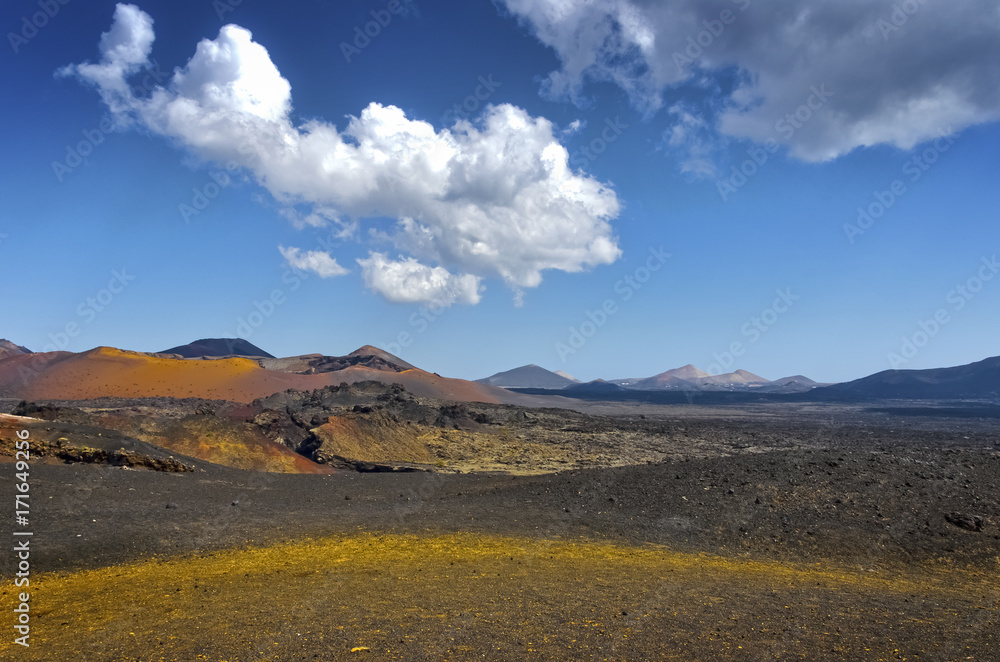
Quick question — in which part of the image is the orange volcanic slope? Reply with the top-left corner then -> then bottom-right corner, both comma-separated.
0,346 -> 514,404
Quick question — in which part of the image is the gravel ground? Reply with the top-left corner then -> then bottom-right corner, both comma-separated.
1,401 -> 999,660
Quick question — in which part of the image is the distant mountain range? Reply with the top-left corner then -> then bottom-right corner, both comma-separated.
479,363 -> 817,394
480,355 -> 1000,401
1,336 -> 997,402
812,356 -> 1000,400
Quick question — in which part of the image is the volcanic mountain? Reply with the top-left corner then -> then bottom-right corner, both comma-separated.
564,379 -> 627,394
477,364 -> 576,389
630,364 -> 710,390
813,355 -> 1000,400
554,370 -> 581,383
770,375 -> 818,387
757,375 -> 821,393
0,344 -> 540,405
159,338 -> 275,359
0,339 -> 31,360
694,369 -> 770,388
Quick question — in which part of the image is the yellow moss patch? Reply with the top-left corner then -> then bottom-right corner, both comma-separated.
2,533 -> 997,661
312,412 -> 437,464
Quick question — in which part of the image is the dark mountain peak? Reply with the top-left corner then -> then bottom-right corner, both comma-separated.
160,338 -> 274,359
477,364 -> 575,389
565,379 -> 626,393
344,345 -> 416,371
770,375 -> 817,386
348,345 -> 384,357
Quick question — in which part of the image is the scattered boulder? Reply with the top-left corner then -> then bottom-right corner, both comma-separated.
57,446 -> 195,472
944,512 -> 987,532
12,401 -> 62,419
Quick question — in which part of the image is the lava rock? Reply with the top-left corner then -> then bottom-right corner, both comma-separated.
944,512 -> 986,532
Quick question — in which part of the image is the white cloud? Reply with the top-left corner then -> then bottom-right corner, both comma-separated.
64,4 -> 622,304
278,206 -> 358,239
500,0 -> 1000,161
278,246 -> 348,278
358,252 -> 482,306
666,102 -> 721,178
58,3 -> 154,118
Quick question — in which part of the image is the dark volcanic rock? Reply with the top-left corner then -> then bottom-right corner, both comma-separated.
251,408 -> 312,452
945,512 -> 987,532
13,400 -> 62,419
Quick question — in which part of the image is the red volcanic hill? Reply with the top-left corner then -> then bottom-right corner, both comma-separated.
0,343 -> 526,405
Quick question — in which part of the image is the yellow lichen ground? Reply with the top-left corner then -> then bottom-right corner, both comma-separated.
1,533 -> 997,661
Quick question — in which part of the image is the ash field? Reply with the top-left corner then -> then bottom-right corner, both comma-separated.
1,342 -> 999,660
2,376 -> 999,661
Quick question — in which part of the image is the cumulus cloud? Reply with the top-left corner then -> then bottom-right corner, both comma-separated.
58,3 -> 155,118
64,4 -> 622,305
358,253 -> 482,306
500,0 -> 1000,161
278,246 -> 348,278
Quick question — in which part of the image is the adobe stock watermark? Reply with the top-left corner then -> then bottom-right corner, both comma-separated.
7,0 -> 71,54
340,0 -> 406,63
179,167 -> 238,223
52,61 -> 169,183
671,0 -> 752,73
178,138 -> 271,223
887,255 -> 997,368
843,130 -> 956,244
555,246 -> 672,362
213,0 -> 244,21
383,295 -> 455,357
51,117 -> 115,183
441,75 -> 501,126
716,84 -> 833,201
40,269 -> 136,353
569,117 -> 629,171
232,222 -> 350,340
233,266 -> 308,340
707,288 -> 799,375
876,0 -> 930,40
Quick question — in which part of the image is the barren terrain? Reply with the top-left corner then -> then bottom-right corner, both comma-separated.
1,394 -> 998,660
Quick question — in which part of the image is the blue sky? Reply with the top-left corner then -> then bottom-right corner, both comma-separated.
2,0 -> 998,383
